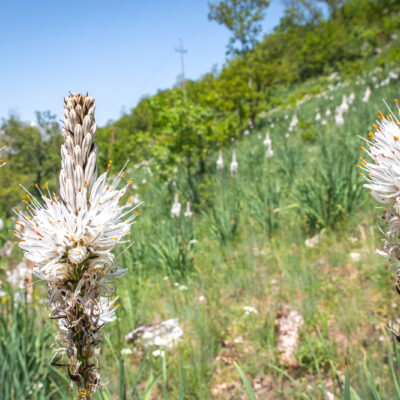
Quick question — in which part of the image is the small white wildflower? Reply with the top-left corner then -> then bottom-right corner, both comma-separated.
349,252 -> 361,262
178,284 -> 188,291
243,306 -> 258,315
152,349 -> 165,357
305,233 -> 321,248
121,348 -> 133,356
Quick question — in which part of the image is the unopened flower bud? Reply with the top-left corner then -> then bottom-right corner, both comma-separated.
68,246 -> 88,264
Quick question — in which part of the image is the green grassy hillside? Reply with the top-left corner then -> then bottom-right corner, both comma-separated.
2,65 -> 400,399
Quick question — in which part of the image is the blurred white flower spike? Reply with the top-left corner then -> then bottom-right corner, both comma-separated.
230,150 -> 238,176
263,132 -> 271,148
340,95 -> 349,113
184,202 -> 193,218
288,114 -> 298,132
362,86 -> 371,103
264,133 -> 274,159
335,107 -> 344,127
171,193 -> 181,217
216,150 -> 224,171
12,93 -> 138,398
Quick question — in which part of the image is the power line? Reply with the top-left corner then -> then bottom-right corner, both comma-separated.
175,38 -> 188,90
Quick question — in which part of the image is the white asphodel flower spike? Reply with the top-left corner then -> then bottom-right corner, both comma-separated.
288,114 -> 298,132
335,107 -> 344,127
263,132 -> 271,147
230,150 -> 238,176
363,86 -> 371,103
13,93 -> 138,398
360,99 -> 400,342
171,193 -> 181,217
359,99 -> 400,260
216,150 -> 224,171
359,101 -> 400,206
340,95 -> 349,113
184,201 -> 193,218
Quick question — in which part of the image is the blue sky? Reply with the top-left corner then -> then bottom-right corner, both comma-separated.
0,0 -> 284,126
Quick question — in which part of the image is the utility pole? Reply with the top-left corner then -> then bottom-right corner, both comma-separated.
175,38 -> 188,90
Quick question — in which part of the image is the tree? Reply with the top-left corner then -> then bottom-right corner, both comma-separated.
316,0 -> 344,17
280,0 -> 322,29
0,112 -> 63,214
208,0 -> 271,54
149,90 -> 216,203
0,112 -> 62,187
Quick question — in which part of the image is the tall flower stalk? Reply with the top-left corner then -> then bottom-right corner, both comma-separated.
13,94 -> 137,398
359,99 -> 400,340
